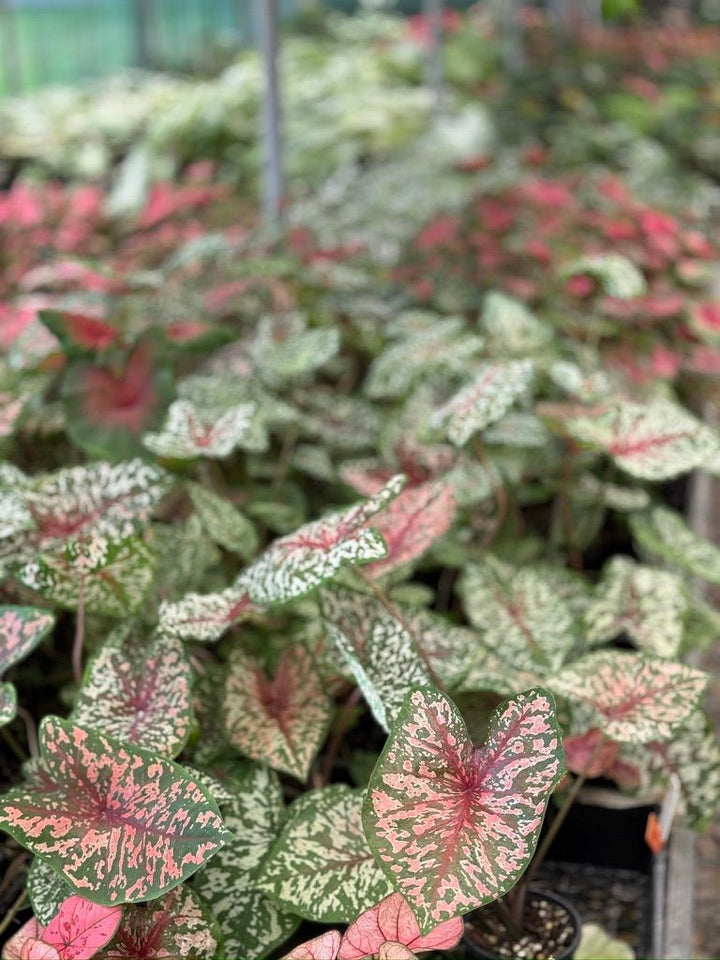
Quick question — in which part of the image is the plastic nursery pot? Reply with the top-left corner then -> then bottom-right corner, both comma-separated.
462,889 -> 582,960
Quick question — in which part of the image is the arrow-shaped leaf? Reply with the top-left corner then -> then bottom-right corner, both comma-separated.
43,895 -> 122,960
143,399 -> 258,460
186,482 -> 257,558
158,580 -> 260,643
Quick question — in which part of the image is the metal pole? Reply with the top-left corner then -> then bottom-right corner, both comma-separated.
423,0 -> 444,117
0,0 -> 22,94
254,0 -> 283,222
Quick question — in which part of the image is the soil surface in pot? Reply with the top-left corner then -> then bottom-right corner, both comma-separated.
464,890 -> 579,960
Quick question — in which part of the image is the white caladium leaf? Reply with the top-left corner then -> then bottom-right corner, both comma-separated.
484,412 -> 551,449
585,556 -> 687,657
458,560 -> 577,673
251,316 -> 341,387
552,650 -> 708,743
563,253 -> 646,298
28,857 -> 73,925
574,474 -> 650,513
244,476 -> 405,605
18,536 -> 155,617
482,292 -> 552,354
0,606 -> 55,673
143,398 -> 258,460
71,628 -> 192,756
186,482 -> 258,559
224,645 -> 332,781
258,785 -> 393,923
0,681 -> 17,724
158,580 -> 261,643
296,389 -> 382,452
0,489 -> 34,542
194,762 -> 298,960
561,401 -> 720,481
457,648 -> 544,697
548,362 -> 612,404
430,360 -> 535,447
363,687 -> 565,932
630,506 -> 720,584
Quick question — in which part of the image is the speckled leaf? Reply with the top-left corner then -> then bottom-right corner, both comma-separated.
224,646 -> 332,780
295,390 -> 382,452
482,293 -> 552,354
562,402 -> 720,481
194,762 -> 298,960
0,717 -> 229,904
363,687 -> 565,932
244,476 -> 405,605
96,886 -> 219,958
548,362 -> 612,404
0,681 -> 17,724
143,399 -> 257,460
252,318 -> 341,388
630,506 -> 720,584
563,253 -> 646,298
71,631 -> 192,756
283,932 -> 341,960
258,785 -> 392,923
158,580 -> 260,643
43,895 -> 122,959
18,536 -> 155,617
585,557 -> 687,657
552,651 -> 708,743
0,607 -> 55,673
430,360 -> 534,447
457,648 -> 543,697
186,482 -> 258,559
28,857 -> 73,925
145,516 -> 220,604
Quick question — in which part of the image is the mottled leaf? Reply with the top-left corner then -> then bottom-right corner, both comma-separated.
0,681 -> 17,725
563,729 -> 621,779
296,390 -> 381,452
28,858 -> 73,926
145,516 -> 220,604
630,506 -> 720,584
252,318 -> 341,388
224,646 -> 332,780
186,482 -> 257,558
158,580 -> 260,643
482,293 -> 552,354
0,717 -> 229,904
283,932 -> 341,960
43,895 -> 122,959
552,651 -> 708,743
548,362 -> 612,404
258,785 -> 393,923
363,687 -> 565,931
143,399 -> 258,460
563,253 -> 646,298
0,607 -> 55,674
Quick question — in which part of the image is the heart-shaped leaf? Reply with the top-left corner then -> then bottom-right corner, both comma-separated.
363,687 -> 565,932
630,506 -> 720,584
71,629 -> 192,756
244,476 -> 405,605
552,651 -> 708,743
0,717 -> 229,904
158,581 -> 260,643
38,311 -> 121,355
482,293 -> 552,354
143,399 -> 258,460
43,895 -> 122,960
1,681 -> 18,725
282,931 -> 341,960
224,646 -> 332,780
0,607 -> 55,674
258,785 -> 393,923
562,253 -> 646,298
186,482 -> 258,558
2,919 -> 54,960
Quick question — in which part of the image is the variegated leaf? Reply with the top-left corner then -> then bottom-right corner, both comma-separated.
244,476 -> 405,605
43,895 -> 122,959
158,580 -> 260,643
561,401 -> 720,481
252,318 -> 341,388
283,932 -> 341,960
585,556 -> 687,657
186,482 -> 257,559
552,651 -> 708,743
0,607 -> 55,673
482,293 -> 552,354
484,412 -> 551,449
224,646 -> 332,780
0,681 -> 17,725
143,399 -> 258,460
430,360 -> 535,447
145,516 -> 221,604
630,506 -> 720,584
193,762 -> 298,960
457,561 -> 577,673
257,785 -> 393,923
71,629 -> 192,756
0,391 -> 27,440
457,648 -> 544,698
0,717 -> 229,904
96,886 -> 219,958
18,536 -> 155,617
28,857 -> 73,925
363,687 -> 565,932
296,390 -> 381,452
563,253 -> 646,298
548,362 -> 612,404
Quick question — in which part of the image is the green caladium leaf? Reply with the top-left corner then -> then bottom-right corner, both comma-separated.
562,253 -> 646,298
71,629 -> 192,756
630,506 -> 720,584
0,606 -> 55,673
560,401 -> 720,481
158,580 -> 261,643
0,717 -> 229,904
224,645 -> 332,781
482,292 -> 552,354
146,516 -> 221,603
295,389 -> 382,452
244,476 -> 404,605
430,360 -> 535,447
585,556 -> 687,657
458,560 -> 577,673
258,784 -> 393,923
484,412 -> 551,449
251,316 -> 341,387
552,651 -> 708,743
143,399 -> 258,460
0,681 -> 17,724
457,648 -> 543,697
363,687 -> 565,933
28,857 -> 73,925
186,482 -> 258,559
194,762 -> 298,960
548,362 -> 612,404
18,536 -> 155,617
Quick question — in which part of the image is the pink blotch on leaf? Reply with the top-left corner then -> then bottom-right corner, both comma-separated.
563,729 -> 620,778
79,342 -> 158,433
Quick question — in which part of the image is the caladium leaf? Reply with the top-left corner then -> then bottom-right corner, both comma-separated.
96,886 -> 219,959
158,580 -> 261,643
2,919 -> 52,960
29,857 -> 73,925
0,717 -> 229,904
552,651 -> 708,743
630,506 -> 720,584
193,763 -> 298,960
38,311 -> 121,355
258,785 -> 393,923
282,932 -> 341,960
43,895 -> 122,960
0,607 -> 55,673
563,729 -> 621,779
338,892 -> 463,960
251,317 -> 341,388
18,536 -> 155,617
186,482 -> 258,558
363,687 -> 565,932
143,399 -> 258,460
481,293 -> 552,354
244,476 -> 405,605
71,630 -> 192,756
560,401 -> 720,481
0,681 -> 17,724
584,556 -> 687,657
562,253 -> 646,298
429,360 -> 534,447
295,389 -> 382,452
0,391 -> 27,439
377,945 -> 417,960
224,645 -> 332,780
145,516 -> 220,604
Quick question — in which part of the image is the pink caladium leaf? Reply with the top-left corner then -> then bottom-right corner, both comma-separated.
363,687 -> 565,932
158,580 -> 261,643
42,895 -> 122,960
143,399 -> 258,460
338,893 -> 463,959
376,944 -> 417,960
563,729 -> 621,778
2,918 -> 48,960
224,646 -> 332,780
282,931 -> 341,960
0,717 -> 229,904
21,940 -> 62,960
244,475 -> 405,605
552,651 -> 709,743
37,311 -> 122,355
0,391 -> 27,439
0,607 -> 54,674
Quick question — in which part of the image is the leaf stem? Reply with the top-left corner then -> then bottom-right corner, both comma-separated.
272,424 -> 300,492
72,585 -> 85,687
0,888 -> 28,938
15,706 -> 38,758
1,726 -> 28,762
